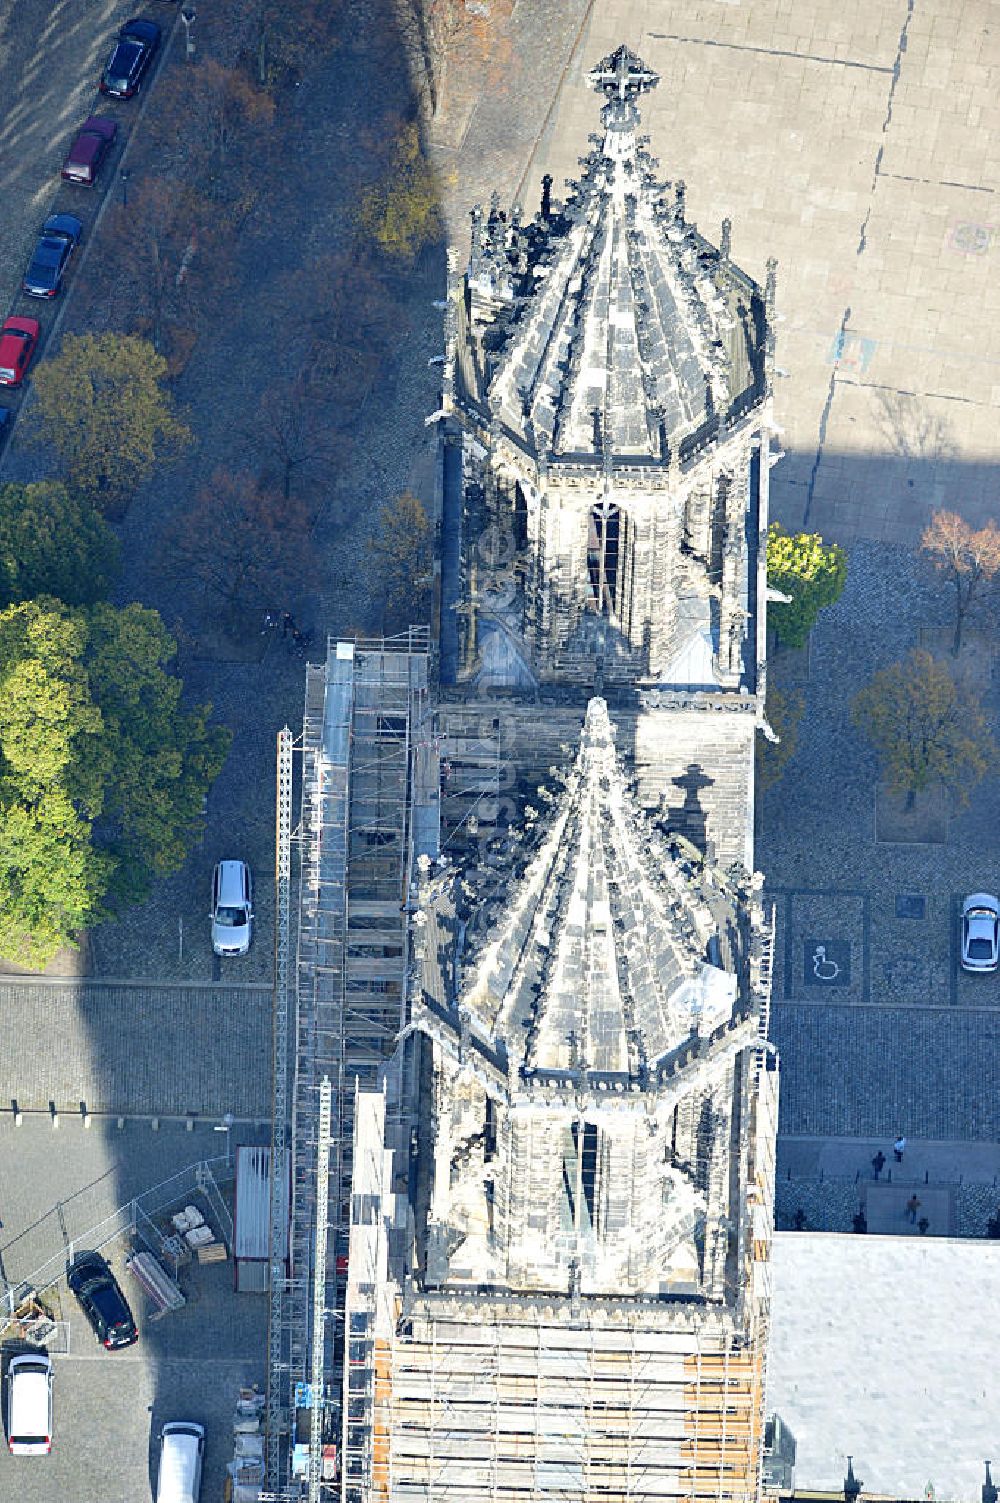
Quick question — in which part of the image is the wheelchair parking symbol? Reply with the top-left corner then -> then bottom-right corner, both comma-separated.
804,938 -> 850,987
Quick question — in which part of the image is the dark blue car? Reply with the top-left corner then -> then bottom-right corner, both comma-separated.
99,17 -> 161,99
22,214 -> 82,298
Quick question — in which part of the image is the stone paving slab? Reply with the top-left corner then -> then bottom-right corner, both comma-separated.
0,980 -> 271,1117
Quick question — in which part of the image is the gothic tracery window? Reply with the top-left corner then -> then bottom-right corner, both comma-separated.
587,500 -> 628,621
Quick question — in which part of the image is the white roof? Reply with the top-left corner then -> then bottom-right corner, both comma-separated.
769,1231 -> 1000,1502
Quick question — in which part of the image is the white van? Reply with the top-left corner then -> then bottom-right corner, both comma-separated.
6,1351 -> 53,1455
157,1421 -> 205,1503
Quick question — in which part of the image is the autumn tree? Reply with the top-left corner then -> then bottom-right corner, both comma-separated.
148,57 -> 275,189
29,334 -> 192,511
83,603 -> 231,892
0,600 -> 229,966
369,491 -> 432,629
95,179 -> 231,358
766,524 -> 848,649
755,683 -> 805,795
920,509 -> 1000,655
163,467 -> 316,633
0,481 -> 120,608
358,121 -> 442,262
401,0 -> 514,114
851,649 -> 994,810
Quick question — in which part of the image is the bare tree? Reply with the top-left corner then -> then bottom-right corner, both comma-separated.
249,380 -> 334,500
921,509 -> 1000,654
163,467 -> 316,634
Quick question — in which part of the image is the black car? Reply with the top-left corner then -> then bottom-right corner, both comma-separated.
99,17 -> 161,98
67,1251 -> 139,1350
22,214 -> 82,299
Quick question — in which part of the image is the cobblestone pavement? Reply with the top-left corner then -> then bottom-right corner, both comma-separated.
774,1133 -> 1000,1236
0,979 -> 271,1116
771,1003 -> 1000,1139
0,1344 -> 266,1503
760,538 -> 1000,1152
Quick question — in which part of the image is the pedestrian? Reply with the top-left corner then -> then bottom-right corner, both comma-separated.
871,1150 -> 886,1180
893,1134 -> 906,1163
905,1193 -> 921,1224
282,611 -> 296,638
852,1207 -> 867,1234
917,1216 -> 930,1236
792,1207 -> 807,1231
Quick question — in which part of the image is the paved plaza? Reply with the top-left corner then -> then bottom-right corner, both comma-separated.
0,1117 -> 267,1503
0,979 -> 271,1118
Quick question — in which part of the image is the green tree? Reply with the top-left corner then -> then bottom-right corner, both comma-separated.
755,683 -> 805,794
29,333 -> 192,510
369,491 -> 433,628
920,508 -> 1000,655
851,649 -> 994,810
83,603 -> 232,892
358,122 -> 443,262
0,604 -> 111,966
766,524 -> 847,649
0,480 -> 120,608
0,599 -> 230,966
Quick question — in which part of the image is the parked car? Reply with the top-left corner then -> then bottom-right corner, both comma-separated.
961,893 -> 1000,972
0,317 -> 40,387
99,18 -> 161,98
22,215 -> 82,299
211,860 -> 253,956
6,1352 -> 53,1456
66,1251 -> 138,1350
156,1422 -> 205,1503
61,116 -> 118,184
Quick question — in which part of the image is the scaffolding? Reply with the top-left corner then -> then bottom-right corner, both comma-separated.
266,726 -> 296,1495
266,632 -> 432,1503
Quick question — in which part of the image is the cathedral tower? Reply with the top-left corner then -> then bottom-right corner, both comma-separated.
438,45 -> 775,695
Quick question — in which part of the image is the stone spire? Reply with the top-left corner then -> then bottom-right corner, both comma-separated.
417,699 -> 760,1102
472,46 -> 767,465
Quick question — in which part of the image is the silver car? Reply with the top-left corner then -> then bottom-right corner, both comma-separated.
211,860 -> 253,956
961,893 -> 1000,972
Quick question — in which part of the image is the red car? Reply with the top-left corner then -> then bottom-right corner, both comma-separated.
0,317 -> 41,387
61,116 -> 118,184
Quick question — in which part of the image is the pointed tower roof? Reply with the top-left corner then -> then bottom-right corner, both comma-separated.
412,698 -> 760,1101
462,45 -> 769,465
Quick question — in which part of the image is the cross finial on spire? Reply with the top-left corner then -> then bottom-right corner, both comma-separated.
588,45 -> 659,103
